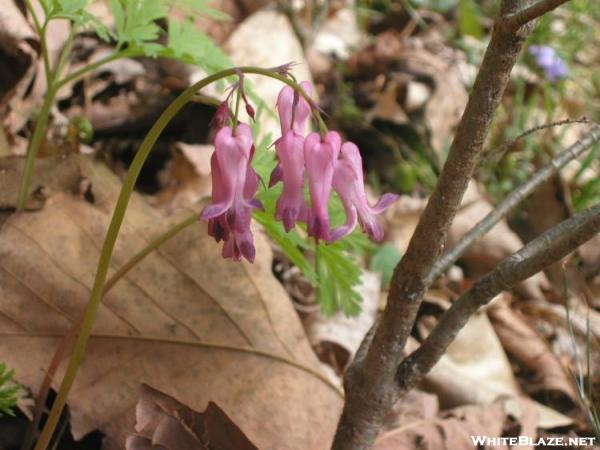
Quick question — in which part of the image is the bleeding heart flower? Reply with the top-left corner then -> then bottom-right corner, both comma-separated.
200,123 -> 262,262
271,132 -> 310,231
304,131 -> 342,241
277,81 -> 313,135
269,80 -> 315,231
331,142 -> 398,242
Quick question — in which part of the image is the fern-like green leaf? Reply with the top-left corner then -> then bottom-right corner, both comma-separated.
0,363 -> 19,417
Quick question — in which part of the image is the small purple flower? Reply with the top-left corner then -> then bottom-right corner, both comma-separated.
304,131 -> 342,241
200,123 -> 262,262
528,45 -> 568,82
331,142 -> 398,242
269,80 -> 314,231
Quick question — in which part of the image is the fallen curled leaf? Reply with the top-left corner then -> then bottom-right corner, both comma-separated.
374,401 -> 509,450
412,304 -> 573,429
0,155 -> 342,449
449,181 -> 551,301
488,299 -> 579,406
126,384 -> 258,450
152,143 -> 213,213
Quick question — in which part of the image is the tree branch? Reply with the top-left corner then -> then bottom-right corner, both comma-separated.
480,117 -> 589,166
332,2 -> 534,448
430,125 -> 600,283
397,201 -> 600,391
500,0 -> 571,31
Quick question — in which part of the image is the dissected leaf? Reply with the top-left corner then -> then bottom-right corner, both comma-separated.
0,155 -> 342,449
304,271 -> 380,371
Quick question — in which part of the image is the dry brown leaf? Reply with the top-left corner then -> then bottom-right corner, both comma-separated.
126,384 -> 258,450
449,181 -> 551,301
0,1 -> 36,107
152,143 -> 213,213
385,195 -> 425,254
0,155 -> 342,449
0,154 -> 81,211
402,40 -> 469,155
578,234 -> 600,279
303,271 -> 380,372
374,401 -> 508,450
413,307 -> 573,429
488,299 -> 579,406
520,175 -> 571,284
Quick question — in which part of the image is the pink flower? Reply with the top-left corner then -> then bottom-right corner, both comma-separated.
200,124 -> 262,262
304,131 -> 342,241
277,81 -> 313,135
331,142 -> 398,242
269,81 -> 314,231
270,132 -> 310,231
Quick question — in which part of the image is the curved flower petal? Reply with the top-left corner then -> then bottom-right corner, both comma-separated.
273,132 -> 309,231
277,81 -> 313,135
200,123 -> 259,263
304,131 -> 342,241
331,141 -> 398,242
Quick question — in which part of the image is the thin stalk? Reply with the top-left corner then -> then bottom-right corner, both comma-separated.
15,86 -> 56,210
103,212 -> 198,293
232,84 -> 243,134
34,66 -> 321,450
23,0 -> 51,87
56,49 -> 137,89
52,28 -> 75,82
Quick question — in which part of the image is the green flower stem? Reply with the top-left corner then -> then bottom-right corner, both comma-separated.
23,0 -> 51,88
56,49 -> 137,89
102,212 -> 198,294
232,83 -> 243,134
34,65 -> 320,450
52,28 -> 75,82
15,48 -> 137,211
15,85 -> 56,211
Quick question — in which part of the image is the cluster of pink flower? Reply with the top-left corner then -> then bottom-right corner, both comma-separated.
200,81 -> 398,262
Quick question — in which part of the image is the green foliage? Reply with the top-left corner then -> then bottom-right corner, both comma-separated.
369,243 -> 402,287
0,363 -> 19,417
409,0 -> 456,12
39,0 -> 232,74
457,0 -> 483,38
251,122 -> 372,317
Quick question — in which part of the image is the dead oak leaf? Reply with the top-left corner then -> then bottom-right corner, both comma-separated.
0,155 -> 342,449
126,384 -> 258,450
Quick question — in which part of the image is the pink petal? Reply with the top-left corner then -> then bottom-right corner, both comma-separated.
274,132 -> 308,231
304,131 -> 342,240
277,81 -> 313,135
